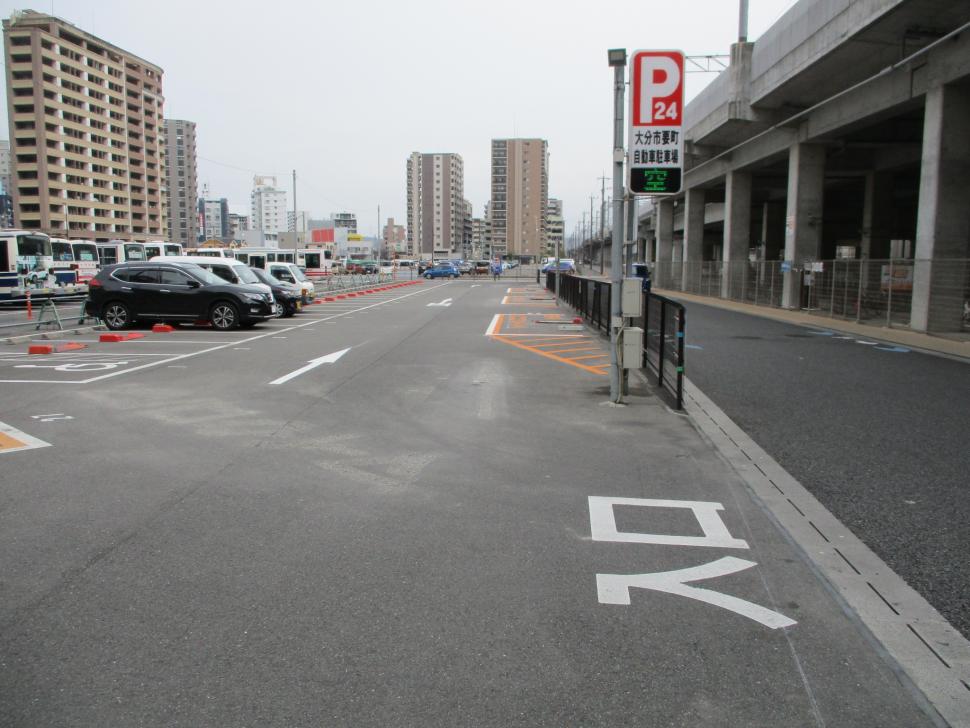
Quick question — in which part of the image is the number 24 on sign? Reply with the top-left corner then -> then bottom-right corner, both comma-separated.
587,496 -> 796,629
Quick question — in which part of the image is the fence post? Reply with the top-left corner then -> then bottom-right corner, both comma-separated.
657,299 -> 667,389
886,259 -> 894,328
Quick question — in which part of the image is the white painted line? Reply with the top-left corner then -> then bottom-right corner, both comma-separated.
0,285 -> 440,385
269,347 -> 350,385
427,298 -> 453,307
589,496 -> 749,549
485,314 -> 502,336
596,557 -> 797,629
0,421 -> 51,454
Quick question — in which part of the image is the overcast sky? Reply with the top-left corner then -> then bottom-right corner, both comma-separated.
1,0 -> 799,239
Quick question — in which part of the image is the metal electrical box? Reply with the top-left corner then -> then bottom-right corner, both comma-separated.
622,327 -> 643,369
621,278 -> 643,317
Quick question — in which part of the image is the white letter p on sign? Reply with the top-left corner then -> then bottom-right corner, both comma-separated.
637,55 -> 680,123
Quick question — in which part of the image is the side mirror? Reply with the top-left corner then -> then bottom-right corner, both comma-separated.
187,279 -> 201,289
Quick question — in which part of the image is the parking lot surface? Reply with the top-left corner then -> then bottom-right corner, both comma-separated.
0,280 -> 955,726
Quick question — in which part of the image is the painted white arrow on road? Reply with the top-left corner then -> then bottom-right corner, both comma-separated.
269,347 -> 350,385
427,298 -> 453,307
596,556 -> 797,629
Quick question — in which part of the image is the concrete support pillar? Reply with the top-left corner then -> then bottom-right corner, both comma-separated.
682,188 -> 705,291
655,198 -> 674,287
861,172 -> 894,259
782,143 -> 825,308
911,83 -> 970,332
722,170 -> 752,298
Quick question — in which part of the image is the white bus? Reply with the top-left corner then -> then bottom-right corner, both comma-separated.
144,241 -> 184,258
232,247 -> 295,268
297,248 -> 334,276
96,240 -> 147,266
0,230 -> 83,300
70,240 -> 101,283
184,247 -> 235,258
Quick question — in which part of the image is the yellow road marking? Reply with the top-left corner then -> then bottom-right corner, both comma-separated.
0,422 -> 51,454
0,432 -> 26,450
491,335 -> 608,375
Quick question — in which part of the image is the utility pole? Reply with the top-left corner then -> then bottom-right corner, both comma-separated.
607,49 -> 627,404
377,204 -> 381,261
292,169 -> 298,263
599,176 -> 607,275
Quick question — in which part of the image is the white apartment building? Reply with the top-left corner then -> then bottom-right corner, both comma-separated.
0,139 -> 11,195
406,151 -> 464,258
250,175 -> 287,235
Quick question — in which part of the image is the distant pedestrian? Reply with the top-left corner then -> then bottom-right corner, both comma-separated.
491,260 -> 502,281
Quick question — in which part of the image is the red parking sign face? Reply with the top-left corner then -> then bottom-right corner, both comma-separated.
632,51 -> 684,127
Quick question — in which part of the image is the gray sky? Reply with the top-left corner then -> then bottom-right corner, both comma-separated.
1,0 -> 798,239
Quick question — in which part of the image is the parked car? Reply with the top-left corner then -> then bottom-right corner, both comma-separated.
86,261 -> 275,330
151,255 -> 273,298
541,259 -> 576,273
472,260 -> 491,275
424,263 -> 461,279
345,259 -> 378,274
456,260 -> 472,275
266,262 -> 315,303
250,267 -> 303,317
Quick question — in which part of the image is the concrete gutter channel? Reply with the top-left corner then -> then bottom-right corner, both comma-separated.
565,287 -> 970,725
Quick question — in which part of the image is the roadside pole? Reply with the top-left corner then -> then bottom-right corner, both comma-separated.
608,49 -> 626,404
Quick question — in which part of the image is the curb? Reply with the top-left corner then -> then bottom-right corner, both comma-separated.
3,324 -> 104,345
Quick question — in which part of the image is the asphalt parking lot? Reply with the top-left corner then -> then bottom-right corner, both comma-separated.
0,279 -> 964,727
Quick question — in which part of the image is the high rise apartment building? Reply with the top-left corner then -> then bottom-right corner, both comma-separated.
490,138 -> 548,261
332,212 -> 357,234
2,10 -> 166,240
546,198 -> 564,257
250,175 -> 286,236
164,119 -> 197,243
406,151 -> 464,258
198,197 -> 228,242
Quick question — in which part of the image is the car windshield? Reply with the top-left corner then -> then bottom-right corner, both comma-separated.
288,265 -> 307,282
251,268 -> 282,286
234,266 -> 260,284
176,264 -> 221,285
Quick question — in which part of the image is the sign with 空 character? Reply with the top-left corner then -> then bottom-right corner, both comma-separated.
628,50 -> 685,196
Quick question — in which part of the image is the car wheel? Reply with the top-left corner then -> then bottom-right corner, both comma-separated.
425,273 -> 432,279
451,274 -> 458,279
102,301 -> 131,330
273,301 -> 284,317
210,301 -> 240,330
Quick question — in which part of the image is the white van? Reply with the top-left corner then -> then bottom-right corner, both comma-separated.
149,255 -> 273,297
266,262 -> 315,303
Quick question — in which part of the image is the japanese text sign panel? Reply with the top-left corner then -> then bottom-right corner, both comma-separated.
629,49 -> 685,196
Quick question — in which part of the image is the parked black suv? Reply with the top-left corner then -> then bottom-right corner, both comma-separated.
250,266 -> 303,317
85,261 -> 275,330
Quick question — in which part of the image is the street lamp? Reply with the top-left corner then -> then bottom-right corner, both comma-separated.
607,48 -> 626,404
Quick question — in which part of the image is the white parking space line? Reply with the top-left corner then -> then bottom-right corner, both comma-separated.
75,285 -> 441,384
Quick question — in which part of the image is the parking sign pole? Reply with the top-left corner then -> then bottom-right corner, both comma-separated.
608,49 -> 626,404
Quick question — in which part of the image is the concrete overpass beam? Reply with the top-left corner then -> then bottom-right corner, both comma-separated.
682,188 -> 705,291
912,83 -> 970,332
655,199 -> 675,286
722,170 -> 752,298
782,143 -> 825,308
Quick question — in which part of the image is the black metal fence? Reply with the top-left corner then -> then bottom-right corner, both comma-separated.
643,293 -> 685,409
546,273 -> 686,409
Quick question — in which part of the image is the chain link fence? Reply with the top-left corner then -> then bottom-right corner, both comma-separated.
652,258 -> 970,333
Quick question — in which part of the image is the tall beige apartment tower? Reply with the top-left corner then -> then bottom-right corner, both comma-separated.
164,119 -> 198,243
490,138 -> 548,261
406,152 -> 464,258
2,10 -> 167,240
